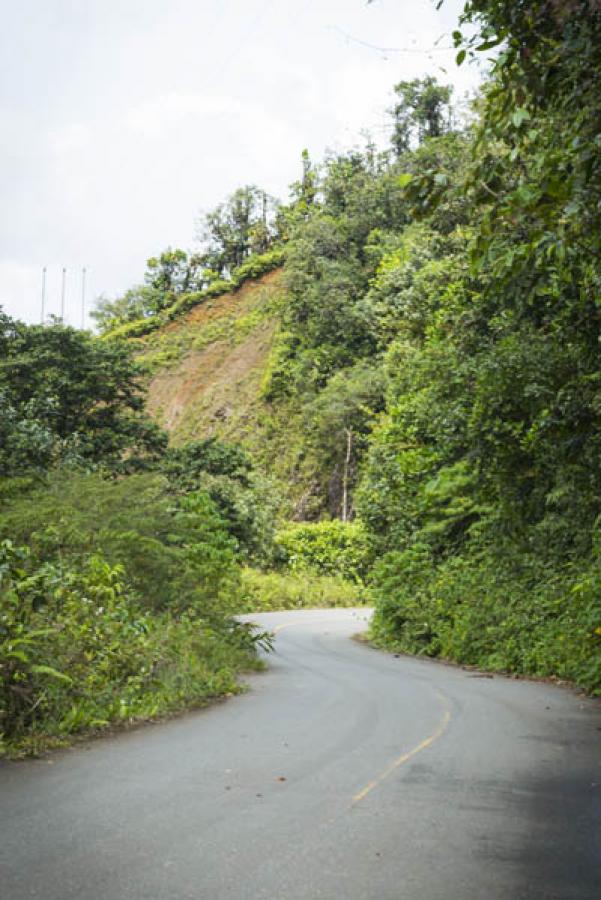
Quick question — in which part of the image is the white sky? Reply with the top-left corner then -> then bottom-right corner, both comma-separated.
0,0 -> 483,328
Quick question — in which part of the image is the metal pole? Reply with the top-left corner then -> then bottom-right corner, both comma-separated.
81,267 -> 87,329
60,267 -> 66,321
41,267 -> 47,323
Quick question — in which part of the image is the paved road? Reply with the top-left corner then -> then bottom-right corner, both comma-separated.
1,608 -> 600,899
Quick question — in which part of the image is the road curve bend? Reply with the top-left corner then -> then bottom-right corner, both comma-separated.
1,608 -> 599,899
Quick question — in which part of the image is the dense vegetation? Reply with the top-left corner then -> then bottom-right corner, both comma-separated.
262,0 -> 601,692
0,320 -> 274,757
3,1 -> 600,758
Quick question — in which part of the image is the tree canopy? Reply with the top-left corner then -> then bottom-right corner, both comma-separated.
0,313 -> 165,474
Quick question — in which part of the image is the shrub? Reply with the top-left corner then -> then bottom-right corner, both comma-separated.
275,520 -> 370,583
0,471 -> 239,615
0,538 -> 263,757
162,439 -> 280,566
230,247 -> 286,285
238,567 -> 366,611
369,542 -> 601,694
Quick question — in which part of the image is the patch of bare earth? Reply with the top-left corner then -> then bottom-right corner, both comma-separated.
160,268 -> 281,334
145,270 -> 282,442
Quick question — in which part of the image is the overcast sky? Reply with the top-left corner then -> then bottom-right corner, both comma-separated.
0,0 -> 483,328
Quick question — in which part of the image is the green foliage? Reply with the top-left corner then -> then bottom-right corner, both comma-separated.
92,249 -> 210,332
390,76 -> 454,155
161,440 -> 280,565
0,539 -> 263,756
304,361 -> 385,518
199,185 -> 281,276
271,144 -> 406,389
101,248 -> 284,342
231,247 -> 286,284
0,240 -> 287,758
256,150 -> 407,510
285,149 -> 319,224
0,461 -> 268,756
355,1 -> 601,693
238,567 -> 365,612
0,472 -> 239,615
369,540 -> 601,694
0,314 -> 166,474
282,213 -> 375,384
275,520 -> 370,584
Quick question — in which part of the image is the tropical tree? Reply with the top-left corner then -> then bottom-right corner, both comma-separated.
390,77 -> 453,155
0,312 -> 166,473
199,185 -> 280,275
91,248 -> 209,332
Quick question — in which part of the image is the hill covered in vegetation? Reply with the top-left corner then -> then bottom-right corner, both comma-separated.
2,0 -> 600,756
133,0 -> 601,692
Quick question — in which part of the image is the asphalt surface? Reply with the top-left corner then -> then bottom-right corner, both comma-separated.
1,608 -> 600,900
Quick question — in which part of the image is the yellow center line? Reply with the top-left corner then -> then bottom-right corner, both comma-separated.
268,616 -> 452,808
272,617 -> 352,635
351,692 -> 452,806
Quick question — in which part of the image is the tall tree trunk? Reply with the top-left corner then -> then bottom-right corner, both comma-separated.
342,428 -> 353,523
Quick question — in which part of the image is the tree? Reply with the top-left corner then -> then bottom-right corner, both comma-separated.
144,248 -> 205,295
289,149 -> 318,214
161,439 -> 279,565
199,185 -> 279,275
91,248 -> 209,333
91,285 -> 163,332
390,77 -> 453,155
0,312 -> 166,474
307,362 -> 385,520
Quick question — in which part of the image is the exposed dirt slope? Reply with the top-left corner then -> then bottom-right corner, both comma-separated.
138,269 -> 327,515
140,269 -> 283,446
138,268 -> 323,516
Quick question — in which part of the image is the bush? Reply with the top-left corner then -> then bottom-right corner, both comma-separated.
369,542 -> 601,694
275,520 -> 370,582
0,471 -> 238,615
162,439 -> 280,566
0,538 -> 264,758
230,247 -> 286,285
238,567 -> 366,611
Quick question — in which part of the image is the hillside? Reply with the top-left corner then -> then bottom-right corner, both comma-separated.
134,268 -> 322,517
2,1 -> 601,763
139,269 -> 282,443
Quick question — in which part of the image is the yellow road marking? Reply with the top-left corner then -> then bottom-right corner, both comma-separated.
268,616 -> 452,808
351,694 -> 452,806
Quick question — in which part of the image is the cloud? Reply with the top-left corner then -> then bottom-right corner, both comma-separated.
0,0 -> 484,324
49,123 -> 92,154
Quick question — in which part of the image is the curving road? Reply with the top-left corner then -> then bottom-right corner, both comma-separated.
1,608 -> 600,899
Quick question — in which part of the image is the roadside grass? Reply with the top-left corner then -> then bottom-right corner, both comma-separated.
1,609 -> 266,760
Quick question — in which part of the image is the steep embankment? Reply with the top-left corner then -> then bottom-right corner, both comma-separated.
136,269 -> 319,514
139,270 -> 281,442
